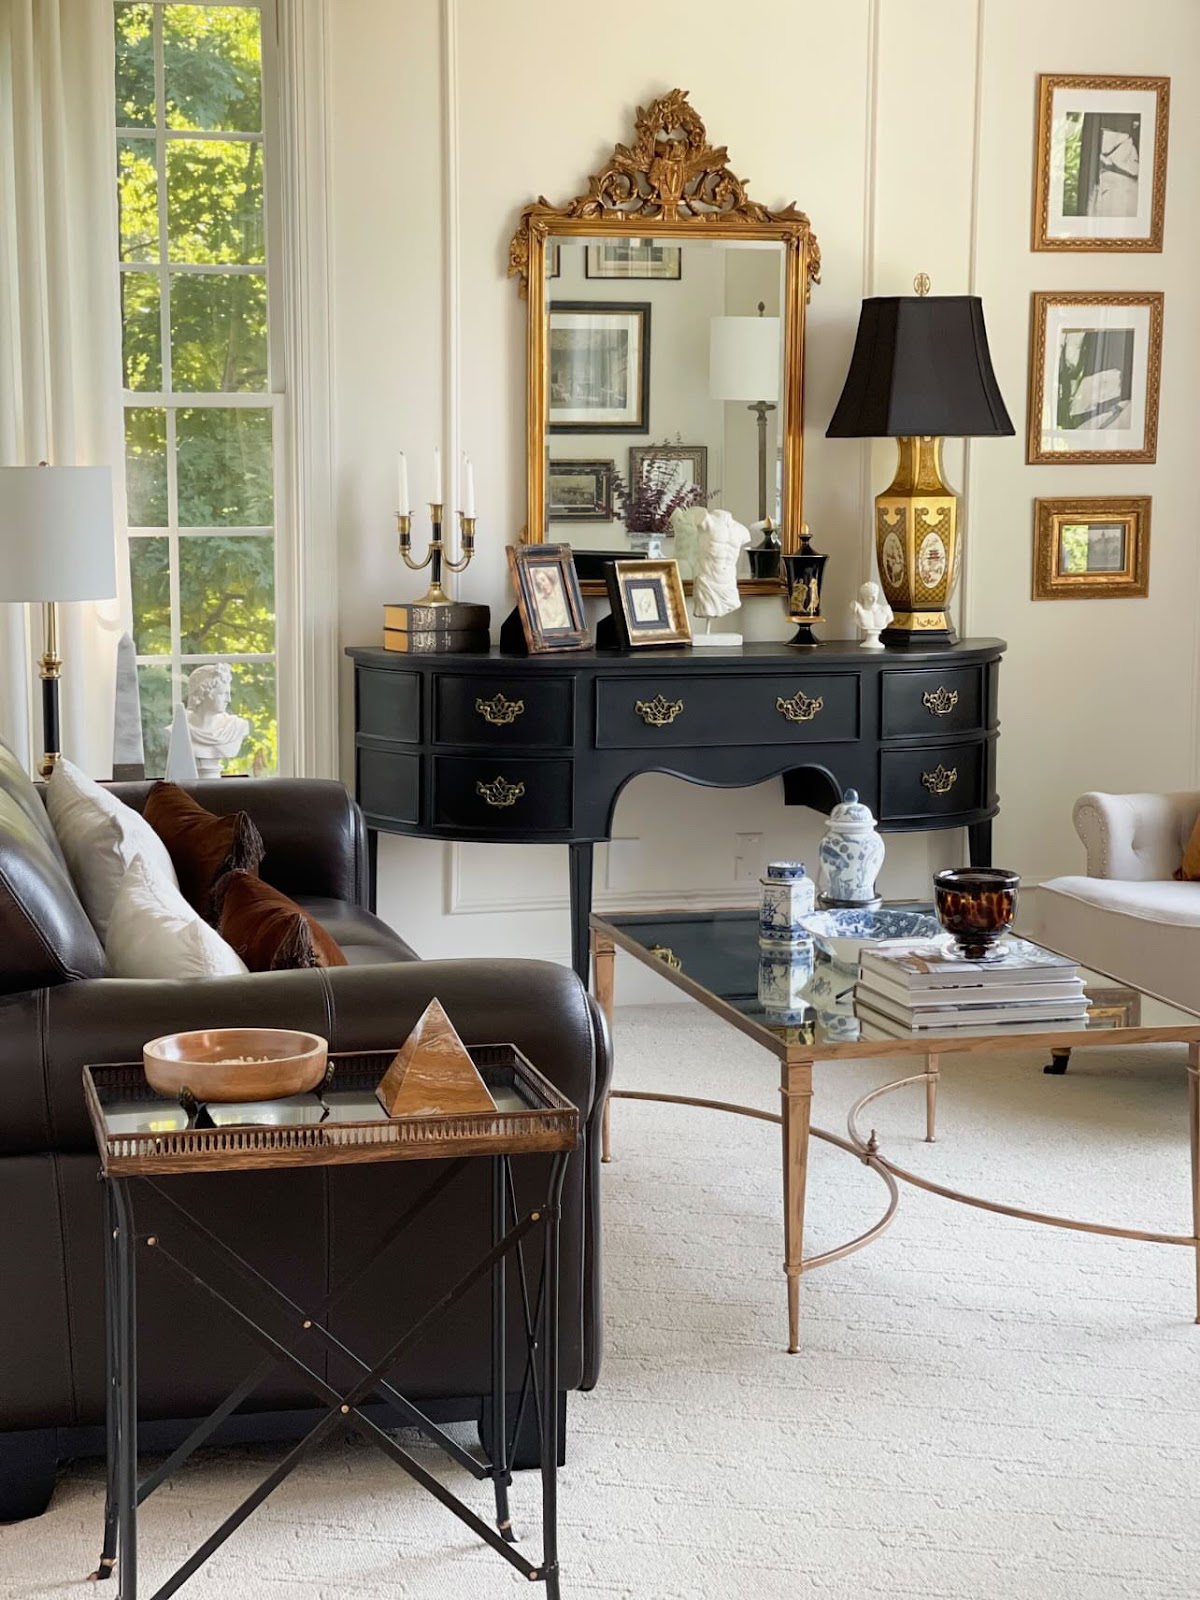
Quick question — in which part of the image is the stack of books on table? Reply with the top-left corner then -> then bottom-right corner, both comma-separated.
854,937 -> 1090,1035
383,601 -> 490,654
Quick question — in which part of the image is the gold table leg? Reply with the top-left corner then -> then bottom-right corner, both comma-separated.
1189,1044 -> 1200,1324
925,1053 -> 940,1144
781,1051 -> 814,1354
592,930 -> 616,1164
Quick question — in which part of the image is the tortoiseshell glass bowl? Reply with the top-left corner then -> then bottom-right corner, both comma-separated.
932,868 -> 1020,961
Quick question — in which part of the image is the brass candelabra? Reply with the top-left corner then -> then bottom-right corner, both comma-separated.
397,504 -> 477,605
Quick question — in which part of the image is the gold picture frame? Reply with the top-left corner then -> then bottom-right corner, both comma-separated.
1027,290 -> 1163,465
605,558 -> 691,647
505,543 -> 591,652
1033,74 -> 1169,253
1033,497 -> 1150,600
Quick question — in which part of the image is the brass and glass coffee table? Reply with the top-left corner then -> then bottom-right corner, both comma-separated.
591,908 -> 1200,1354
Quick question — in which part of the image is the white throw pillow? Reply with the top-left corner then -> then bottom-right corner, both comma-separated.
106,856 -> 248,979
45,758 -> 180,939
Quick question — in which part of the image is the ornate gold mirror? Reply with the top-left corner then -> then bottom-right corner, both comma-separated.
509,90 -> 820,595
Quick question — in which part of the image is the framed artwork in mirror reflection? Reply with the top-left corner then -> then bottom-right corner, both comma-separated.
585,239 -> 682,280
548,301 -> 651,433
546,458 -> 615,522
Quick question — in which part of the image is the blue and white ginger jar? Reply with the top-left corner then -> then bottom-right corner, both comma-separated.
817,789 -> 885,908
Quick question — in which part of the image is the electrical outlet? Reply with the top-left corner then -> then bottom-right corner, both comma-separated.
734,832 -> 764,883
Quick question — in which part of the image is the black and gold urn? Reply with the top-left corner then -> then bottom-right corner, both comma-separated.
781,524 -> 827,647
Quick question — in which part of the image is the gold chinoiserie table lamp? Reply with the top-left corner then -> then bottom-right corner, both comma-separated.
826,277 -> 1013,647
0,465 -> 116,776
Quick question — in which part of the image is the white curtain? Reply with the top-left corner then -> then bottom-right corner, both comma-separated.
0,0 -> 126,776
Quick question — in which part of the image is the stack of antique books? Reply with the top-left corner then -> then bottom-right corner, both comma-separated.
383,601 -> 490,654
855,937 -> 1090,1035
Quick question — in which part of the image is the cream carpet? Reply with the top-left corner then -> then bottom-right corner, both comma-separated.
6,1002 -> 1200,1599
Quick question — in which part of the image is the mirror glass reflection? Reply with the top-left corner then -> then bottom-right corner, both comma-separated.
542,235 -> 786,578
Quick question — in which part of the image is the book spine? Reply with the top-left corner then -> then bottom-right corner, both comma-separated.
384,603 -> 490,631
383,627 -> 489,654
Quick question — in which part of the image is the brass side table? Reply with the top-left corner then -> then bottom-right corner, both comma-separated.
83,1048 -> 579,1600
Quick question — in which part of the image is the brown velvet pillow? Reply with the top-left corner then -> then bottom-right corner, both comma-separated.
214,870 -> 347,971
1178,813 -> 1200,881
143,782 -> 265,922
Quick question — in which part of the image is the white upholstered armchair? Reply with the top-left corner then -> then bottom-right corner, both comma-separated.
1035,791 -> 1200,1013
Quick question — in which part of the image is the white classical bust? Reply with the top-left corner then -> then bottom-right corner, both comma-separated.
669,503 -> 707,580
693,508 -> 750,626
852,581 -> 894,649
184,662 -> 249,776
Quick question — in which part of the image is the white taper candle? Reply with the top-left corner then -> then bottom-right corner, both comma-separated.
397,452 -> 409,514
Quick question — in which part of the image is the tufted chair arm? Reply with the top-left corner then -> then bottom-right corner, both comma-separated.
1072,791 -> 1200,881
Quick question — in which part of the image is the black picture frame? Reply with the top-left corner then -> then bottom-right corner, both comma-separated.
546,458 -> 615,522
548,301 -> 651,435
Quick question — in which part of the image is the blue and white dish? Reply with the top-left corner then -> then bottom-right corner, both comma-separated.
797,907 -> 940,972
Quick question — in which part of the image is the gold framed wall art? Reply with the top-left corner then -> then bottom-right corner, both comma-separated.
1033,496 -> 1150,600
1027,291 -> 1163,464
1033,75 -> 1169,252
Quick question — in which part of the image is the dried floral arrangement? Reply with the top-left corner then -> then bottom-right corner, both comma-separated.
612,439 -> 712,534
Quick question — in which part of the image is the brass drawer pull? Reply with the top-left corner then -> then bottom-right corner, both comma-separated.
921,764 -> 957,796
922,686 -> 959,716
635,695 -> 683,727
475,776 -> 526,808
648,944 -> 681,970
776,690 -> 824,723
475,693 -> 525,726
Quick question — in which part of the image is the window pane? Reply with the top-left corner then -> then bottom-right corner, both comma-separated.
224,660 -> 277,776
166,140 -> 263,264
171,272 -> 267,391
124,408 -> 168,526
120,272 -> 162,390
137,663 -> 174,780
115,2 -> 155,127
118,137 -> 159,262
180,535 -> 275,655
176,407 -> 272,526
164,6 -> 262,133
129,538 -> 172,654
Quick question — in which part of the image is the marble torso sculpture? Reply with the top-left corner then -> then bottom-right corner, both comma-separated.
852,581 -> 894,649
693,509 -> 750,627
669,503 -> 707,580
185,662 -> 249,776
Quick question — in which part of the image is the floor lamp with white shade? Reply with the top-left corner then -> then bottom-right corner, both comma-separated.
0,465 -> 116,777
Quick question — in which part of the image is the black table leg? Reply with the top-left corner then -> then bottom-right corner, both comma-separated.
968,820 -> 993,869
113,1180 -> 137,1600
91,1185 -> 120,1582
540,1153 -> 568,1600
491,1156 -> 513,1541
567,843 -> 594,987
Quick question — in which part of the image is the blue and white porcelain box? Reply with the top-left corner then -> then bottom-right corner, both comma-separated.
758,861 -> 817,945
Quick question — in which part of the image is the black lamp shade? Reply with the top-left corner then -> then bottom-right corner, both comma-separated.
826,295 -> 1014,439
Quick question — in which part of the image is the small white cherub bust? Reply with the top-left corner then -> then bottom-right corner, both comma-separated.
852,581 -> 894,649
185,662 -> 250,776
693,509 -> 751,623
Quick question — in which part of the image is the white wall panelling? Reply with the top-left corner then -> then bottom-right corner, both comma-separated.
327,0 -> 1200,973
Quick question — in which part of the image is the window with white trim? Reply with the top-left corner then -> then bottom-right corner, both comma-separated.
115,0 -> 283,776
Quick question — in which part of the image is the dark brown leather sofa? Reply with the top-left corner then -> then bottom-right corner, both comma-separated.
0,743 -> 610,1520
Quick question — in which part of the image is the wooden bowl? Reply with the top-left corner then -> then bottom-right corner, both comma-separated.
142,1028 -> 329,1104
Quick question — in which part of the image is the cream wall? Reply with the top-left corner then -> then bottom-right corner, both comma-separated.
327,0 -> 1200,990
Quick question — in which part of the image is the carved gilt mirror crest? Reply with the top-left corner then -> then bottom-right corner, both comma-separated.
509,89 -> 820,594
